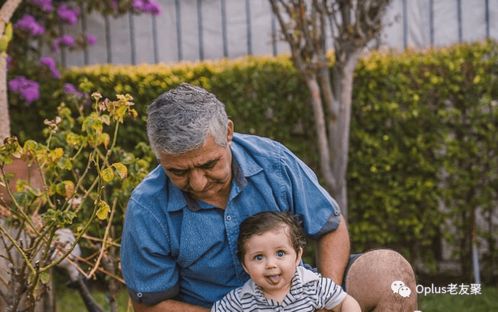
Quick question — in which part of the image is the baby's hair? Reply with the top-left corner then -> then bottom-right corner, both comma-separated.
237,211 -> 306,261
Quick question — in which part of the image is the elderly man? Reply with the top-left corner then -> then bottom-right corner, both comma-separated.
121,83 -> 417,311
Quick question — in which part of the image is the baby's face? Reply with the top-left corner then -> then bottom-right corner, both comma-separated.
242,226 -> 302,301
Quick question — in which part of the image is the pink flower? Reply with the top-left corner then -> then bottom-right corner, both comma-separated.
52,34 -> 76,50
86,34 -> 97,45
57,4 -> 80,25
15,15 -> 45,36
8,76 -> 40,104
31,0 -> 53,12
40,56 -> 61,79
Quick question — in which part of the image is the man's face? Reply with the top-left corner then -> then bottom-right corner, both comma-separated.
159,123 -> 233,204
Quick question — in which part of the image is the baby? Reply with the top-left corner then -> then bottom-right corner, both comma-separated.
211,211 -> 361,311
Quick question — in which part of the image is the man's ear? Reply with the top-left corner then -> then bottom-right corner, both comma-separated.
227,120 -> 234,144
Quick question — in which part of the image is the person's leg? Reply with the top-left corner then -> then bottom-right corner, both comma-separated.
345,249 -> 418,312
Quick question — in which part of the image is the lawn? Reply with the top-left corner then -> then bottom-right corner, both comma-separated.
418,285 -> 498,311
56,284 -> 498,311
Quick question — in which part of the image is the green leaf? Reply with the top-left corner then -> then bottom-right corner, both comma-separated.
55,181 -> 74,198
40,271 -> 51,285
66,133 -> 82,147
0,37 -> 9,53
99,133 -> 110,148
96,200 -> 110,220
112,162 -> 128,179
5,23 -> 13,41
49,148 -> 64,162
100,167 -> 114,183
100,114 -> 111,125
63,181 -> 75,198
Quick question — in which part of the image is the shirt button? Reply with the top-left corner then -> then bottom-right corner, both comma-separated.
226,215 -> 232,221
137,292 -> 143,298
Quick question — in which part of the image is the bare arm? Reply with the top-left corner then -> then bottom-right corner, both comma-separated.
316,214 -> 350,285
331,294 -> 361,312
132,299 -> 210,312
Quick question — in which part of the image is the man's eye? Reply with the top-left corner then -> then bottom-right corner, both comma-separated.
200,161 -> 217,170
170,170 -> 187,176
254,255 -> 263,261
276,250 -> 285,257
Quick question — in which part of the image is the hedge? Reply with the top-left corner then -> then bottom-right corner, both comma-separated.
9,40 -> 498,279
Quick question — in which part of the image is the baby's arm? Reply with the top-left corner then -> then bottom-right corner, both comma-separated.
315,274 -> 360,312
330,294 -> 361,312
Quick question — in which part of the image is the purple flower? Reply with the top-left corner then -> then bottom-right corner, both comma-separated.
40,56 -> 61,79
110,0 -> 119,11
86,34 -> 97,45
63,83 -> 83,97
144,1 -> 161,15
52,34 -> 76,50
132,0 -> 145,10
8,76 -> 40,104
57,4 -> 80,25
132,0 -> 161,15
15,15 -> 45,36
6,56 -> 13,69
31,0 -> 53,12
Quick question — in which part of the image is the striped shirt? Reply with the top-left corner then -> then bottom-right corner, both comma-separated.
211,266 -> 346,312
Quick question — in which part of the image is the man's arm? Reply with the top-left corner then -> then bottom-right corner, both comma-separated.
132,299 -> 210,312
316,214 -> 350,285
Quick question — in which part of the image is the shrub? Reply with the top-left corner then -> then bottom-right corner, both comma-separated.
9,40 -> 498,279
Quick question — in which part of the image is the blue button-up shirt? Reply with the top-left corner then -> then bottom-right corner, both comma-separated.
120,133 -> 341,307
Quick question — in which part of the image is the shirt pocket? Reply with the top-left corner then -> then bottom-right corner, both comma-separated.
176,209 -> 235,282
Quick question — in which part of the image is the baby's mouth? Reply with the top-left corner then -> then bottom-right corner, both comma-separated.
265,274 -> 281,285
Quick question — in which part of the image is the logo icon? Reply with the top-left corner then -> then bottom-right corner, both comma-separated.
391,280 -> 412,298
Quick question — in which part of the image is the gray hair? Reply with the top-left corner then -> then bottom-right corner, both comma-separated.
147,83 -> 229,156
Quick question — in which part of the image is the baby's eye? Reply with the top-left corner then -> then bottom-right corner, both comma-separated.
276,250 -> 286,257
254,255 -> 263,261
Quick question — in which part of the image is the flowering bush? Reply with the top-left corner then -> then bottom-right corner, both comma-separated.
8,76 -> 40,104
0,92 -> 149,312
7,0 -> 161,108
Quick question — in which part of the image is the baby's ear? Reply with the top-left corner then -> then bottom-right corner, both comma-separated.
241,261 -> 249,274
295,248 -> 303,264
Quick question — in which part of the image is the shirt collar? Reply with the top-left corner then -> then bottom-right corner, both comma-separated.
239,266 -> 320,302
165,140 -> 263,212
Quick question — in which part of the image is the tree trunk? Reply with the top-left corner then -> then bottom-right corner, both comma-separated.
329,51 -> 361,217
305,75 -> 336,193
0,0 -> 22,141
0,55 -> 10,141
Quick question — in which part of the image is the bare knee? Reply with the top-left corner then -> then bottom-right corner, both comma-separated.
345,249 -> 418,312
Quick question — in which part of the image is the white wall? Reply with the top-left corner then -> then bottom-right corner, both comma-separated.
64,0 -> 498,66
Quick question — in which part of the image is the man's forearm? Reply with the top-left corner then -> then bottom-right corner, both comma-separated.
316,214 -> 350,285
132,299 -> 210,312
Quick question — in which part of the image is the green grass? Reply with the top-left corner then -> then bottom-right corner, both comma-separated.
56,286 -> 132,312
55,284 -> 498,312
418,286 -> 498,311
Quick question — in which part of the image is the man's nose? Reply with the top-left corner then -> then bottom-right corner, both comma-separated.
189,169 -> 208,192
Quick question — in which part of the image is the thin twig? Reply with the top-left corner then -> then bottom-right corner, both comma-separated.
87,197 -> 117,278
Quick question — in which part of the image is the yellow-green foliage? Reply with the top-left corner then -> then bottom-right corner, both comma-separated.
11,41 -> 498,277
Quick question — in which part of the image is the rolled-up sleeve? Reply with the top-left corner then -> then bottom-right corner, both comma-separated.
278,144 -> 342,239
120,197 -> 179,306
